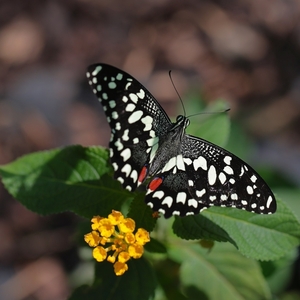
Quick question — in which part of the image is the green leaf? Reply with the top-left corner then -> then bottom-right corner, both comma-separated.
173,214 -> 235,244
169,242 -> 271,300
0,145 -> 132,218
273,188 -> 300,221
127,192 -> 157,232
261,248 -> 298,295
172,198 -> 300,260
144,237 -> 167,254
69,258 -> 157,300
202,198 -> 300,260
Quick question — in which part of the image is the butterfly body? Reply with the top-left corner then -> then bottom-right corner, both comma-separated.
87,63 -> 276,218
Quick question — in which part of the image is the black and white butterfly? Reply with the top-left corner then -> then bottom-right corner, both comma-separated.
86,63 -> 276,218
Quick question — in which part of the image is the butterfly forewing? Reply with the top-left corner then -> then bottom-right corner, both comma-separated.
87,63 -> 276,218
86,64 -> 172,191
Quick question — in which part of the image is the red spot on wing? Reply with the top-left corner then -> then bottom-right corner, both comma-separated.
138,166 -> 148,183
149,177 -> 163,191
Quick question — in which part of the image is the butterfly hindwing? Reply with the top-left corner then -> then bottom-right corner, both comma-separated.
86,64 -> 172,191
182,135 -> 276,214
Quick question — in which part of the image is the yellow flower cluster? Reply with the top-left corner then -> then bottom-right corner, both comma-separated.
84,210 -> 150,276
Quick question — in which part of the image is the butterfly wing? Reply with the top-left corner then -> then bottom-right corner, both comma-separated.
145,134 -> 276,217
86,63 -> 173,191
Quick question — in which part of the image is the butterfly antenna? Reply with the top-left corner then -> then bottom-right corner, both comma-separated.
169,70 -> 186,116
187,108 -> 230,119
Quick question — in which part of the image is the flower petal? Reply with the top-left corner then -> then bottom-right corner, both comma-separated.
84,231 -> 101,247
99,218 -> 115,237
118,251 -> 130,263
128,244 -> 144,259
108,210 -> 124,225
118,218 -> 135,233
93,246 -> 107,262
125,232 -> 135,244
114,261 -> 128,276
135,228 -> 150,245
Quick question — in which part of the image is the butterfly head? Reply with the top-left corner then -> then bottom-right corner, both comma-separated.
175,115 -> 190,129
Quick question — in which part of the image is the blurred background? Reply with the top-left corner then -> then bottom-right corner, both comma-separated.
0,0 -> 300,299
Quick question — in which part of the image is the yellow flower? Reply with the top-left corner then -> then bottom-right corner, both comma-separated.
84,210 -> 150,276
135,228 -> 150,245
118,218 -> 135,233
93,246 -> 107,262
114,261 -> 128,276
128,244 -> 144,259
108,210 -> 124,225
84,231 -> 101,247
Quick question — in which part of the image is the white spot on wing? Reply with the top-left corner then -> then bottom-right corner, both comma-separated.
153,190 -> 164,199
149,130 -> 156,137
188,180 -> 194,186
196,189 -> 206,198
162,196 -> 173,207
125,103 -> 136,112
129,93 -> 138,103
224,156 -> 232,165
128,110 -> 143,123
162,156 -> 176,172
92,66 -> 102,76
218,172 -> 227,184
114,139 -> 124,150
149,143 -> 159,163
125,82 -> 131,90
117,177 -> 124,184
115,123 -> 121,130
137,89 -> 145,99
208,165 -> 217,185
251,175 -> 257,183
158,208 -> 166,214
221,194 -> 227,201
121,164 -> 131,176
108,82 -> 117,89
183,157 -> 192,165
239,166 -> 245,177
109,100 -> 116,108
266,196 -> 273,208
122,129 -> 129,141
116,73 -> 123,80
147,202 -> 153,208
193,156 -> 207,171
246,186 -> 254,195
224,166 -> 234,175
188,199 -> 198,208
176,192 -> 187,204
112,111 -> 118,119
141,116 -> 153,131
231,193 -> 238,200
120,148 -> 131,162
130,170 -> 138,182
176,155 -> 185,171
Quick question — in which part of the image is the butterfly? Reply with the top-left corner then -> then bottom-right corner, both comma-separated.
86,63 -> 276,218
